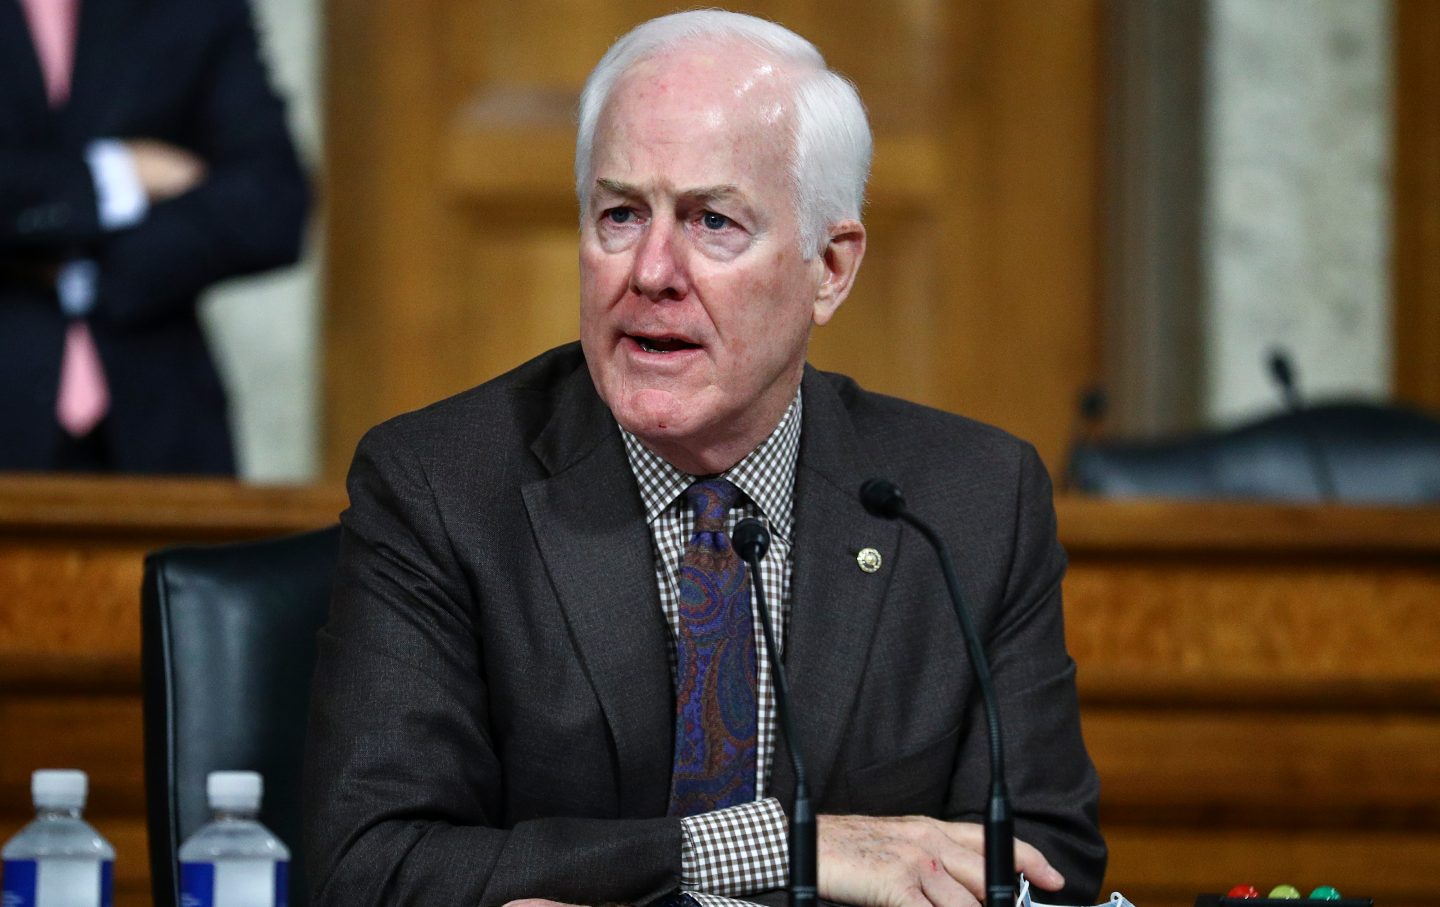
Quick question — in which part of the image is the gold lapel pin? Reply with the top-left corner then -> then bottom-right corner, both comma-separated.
856,547 -> 882,573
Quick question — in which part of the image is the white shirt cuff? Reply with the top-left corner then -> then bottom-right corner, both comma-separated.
85,140 -> 149,229
680,797 -> 789,897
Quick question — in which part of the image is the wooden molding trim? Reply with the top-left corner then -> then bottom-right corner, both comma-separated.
1056,496 -> 1440,555
0,474 -> 346,538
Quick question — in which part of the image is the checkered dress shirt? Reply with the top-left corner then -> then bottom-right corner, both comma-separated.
620,392 -> 801,902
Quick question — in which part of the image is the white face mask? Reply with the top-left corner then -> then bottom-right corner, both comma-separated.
1017,875 -> 1139,907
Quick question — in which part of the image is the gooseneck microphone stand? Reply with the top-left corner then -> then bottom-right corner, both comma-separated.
733,518 -> 815,907
859,479 -> 1017,907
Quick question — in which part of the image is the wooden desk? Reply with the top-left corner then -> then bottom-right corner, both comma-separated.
1,479 -> 1436,906
1058,498 -> 1440,907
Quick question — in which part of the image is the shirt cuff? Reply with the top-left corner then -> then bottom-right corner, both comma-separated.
85,140 -> 149,229
687,894 -> 772,907
680,797 -> 788,897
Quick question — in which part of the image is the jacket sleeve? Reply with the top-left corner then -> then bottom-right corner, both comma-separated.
304,423 -> 684,907
0,0 -> 307,293
92,0 -> 309,327
945,443 -> 1108,904
0,149 -> 104,250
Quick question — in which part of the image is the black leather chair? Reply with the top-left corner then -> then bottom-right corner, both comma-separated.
141,525 -> 339,907
1068,402 -> 1440,504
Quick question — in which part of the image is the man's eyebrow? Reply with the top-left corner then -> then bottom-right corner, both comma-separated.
593,178 -> 636,197
687,185 -> 743,204
591,179 -> 745,203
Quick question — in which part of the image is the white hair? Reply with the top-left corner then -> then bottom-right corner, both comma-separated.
575,10 -> 873,257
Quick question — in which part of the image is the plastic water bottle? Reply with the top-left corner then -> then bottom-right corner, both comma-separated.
178,771 -> 289,907
1,769 -> 115,907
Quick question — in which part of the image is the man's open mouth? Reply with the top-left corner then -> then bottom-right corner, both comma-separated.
633,335 -> 700,353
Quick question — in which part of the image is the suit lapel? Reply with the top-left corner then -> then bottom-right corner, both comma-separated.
769,368 -> 901,806
63,0 -> 140,141
521,366 -> 676,819
0,0 -> 52,126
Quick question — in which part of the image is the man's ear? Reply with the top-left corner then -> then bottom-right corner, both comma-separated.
812,219 -> 867,326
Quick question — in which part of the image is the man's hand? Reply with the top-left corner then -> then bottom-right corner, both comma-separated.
123,139 -> 207,201
817,815 -> 1065,907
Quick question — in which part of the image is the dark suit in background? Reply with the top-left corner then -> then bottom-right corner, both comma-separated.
0,0 -> 308,472
305,343 -> 1106,906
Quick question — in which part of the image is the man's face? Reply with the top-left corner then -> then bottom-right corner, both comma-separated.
579,47 -> 839,473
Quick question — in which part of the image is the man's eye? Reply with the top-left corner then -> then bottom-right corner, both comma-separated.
605,208 -> 634,224
700,211 -> 731,230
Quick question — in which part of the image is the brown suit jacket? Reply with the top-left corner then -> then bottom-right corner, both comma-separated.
304,343 -> 1105,906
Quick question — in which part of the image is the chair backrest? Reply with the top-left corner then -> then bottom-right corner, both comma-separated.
141,525 -> 340,907
1068,402 -> 1440,503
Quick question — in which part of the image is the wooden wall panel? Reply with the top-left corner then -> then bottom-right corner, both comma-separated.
324,1 -> 460,477
808,212 -> 944,404
1393,0 -> 1440,410
323,0 -> 1102,478
456,220 -> 586,385
1085,709 -> 1440,820
0,698 -> 145,814
1067,564 -> 1440,680
936,3 -> 1102,462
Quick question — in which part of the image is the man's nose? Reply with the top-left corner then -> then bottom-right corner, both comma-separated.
630,220 -> 689,301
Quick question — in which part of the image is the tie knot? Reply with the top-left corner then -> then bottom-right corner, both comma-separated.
684,478 -> 740,527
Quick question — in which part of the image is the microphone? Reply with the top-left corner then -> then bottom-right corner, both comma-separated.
858,479 -> 1016,907
1078,386 -> 1109,430
1062,387 -> 1107,494
732,517 -> 815,907
1267,348 -> 1303,412
1266,348 -> 1338,501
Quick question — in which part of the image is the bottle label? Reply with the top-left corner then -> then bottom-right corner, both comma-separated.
2,860 -> 36,906
180,860 -> 287,907
2,859 -> 112,907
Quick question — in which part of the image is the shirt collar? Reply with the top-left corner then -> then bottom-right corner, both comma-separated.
621,390 -> 803,543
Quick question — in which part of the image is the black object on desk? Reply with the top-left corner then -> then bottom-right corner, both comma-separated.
142,525 -> 340,907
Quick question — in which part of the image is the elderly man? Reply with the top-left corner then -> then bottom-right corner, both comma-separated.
305,10 -> 1105,907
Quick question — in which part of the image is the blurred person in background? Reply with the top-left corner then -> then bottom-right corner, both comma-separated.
0,0 -> 308,473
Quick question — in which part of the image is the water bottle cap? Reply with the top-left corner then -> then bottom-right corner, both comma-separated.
32,769 -> 88,808
207,771 -> 263,810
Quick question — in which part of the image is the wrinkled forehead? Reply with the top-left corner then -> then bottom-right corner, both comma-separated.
600,40 -> 797,144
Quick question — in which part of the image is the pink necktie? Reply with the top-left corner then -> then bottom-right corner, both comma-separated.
23,0 -> 110,437
20,0 -> 78,106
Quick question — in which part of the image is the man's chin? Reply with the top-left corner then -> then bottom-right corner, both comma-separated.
611,396 -> 714,462
610,386 -> 700,434
615,407 -> 694,445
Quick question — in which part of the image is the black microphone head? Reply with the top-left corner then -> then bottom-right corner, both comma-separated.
1268,347 -> 1295,391
732,517 -> 770,562
1079,386 -> 1108,423
859,478 -> 906,520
